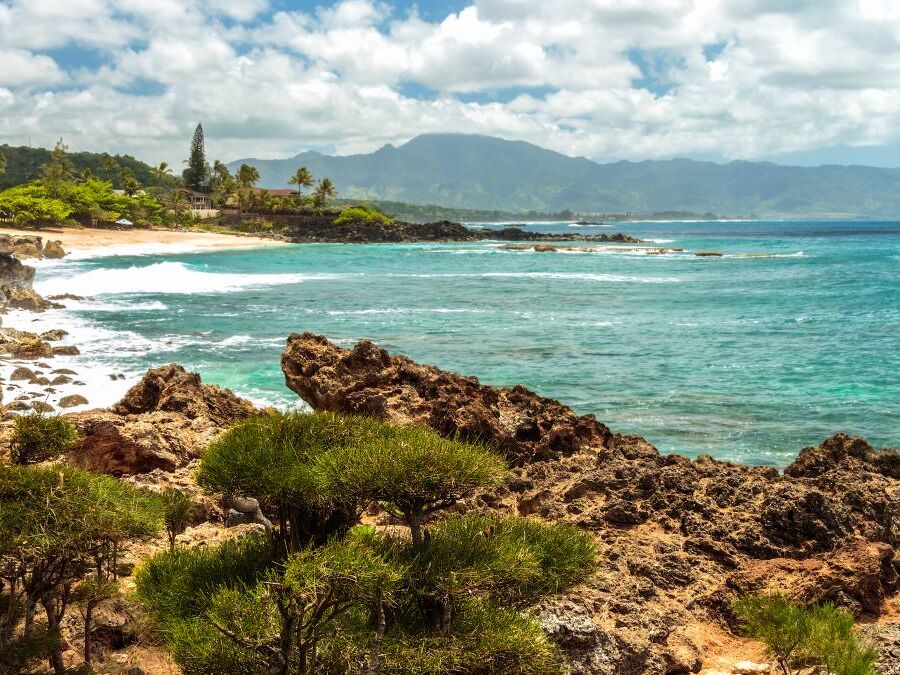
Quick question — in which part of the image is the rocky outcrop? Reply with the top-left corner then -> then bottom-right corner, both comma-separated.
281,334 -> 900,674
68,365 -> 261,476
0,233 -> 66,259
0,327 -> 54,358
281,332 -> 624,464
282,219 -> 641,244
0,252 -> 35,289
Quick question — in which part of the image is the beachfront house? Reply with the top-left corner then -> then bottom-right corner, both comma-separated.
185,190 -> 218,219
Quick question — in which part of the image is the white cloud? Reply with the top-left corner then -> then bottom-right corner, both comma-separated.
3,0 -> 900,166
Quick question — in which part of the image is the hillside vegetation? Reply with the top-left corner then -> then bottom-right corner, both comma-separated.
231,133 -> 900,218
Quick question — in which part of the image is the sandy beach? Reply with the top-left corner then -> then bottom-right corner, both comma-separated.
0,225 -> 287,255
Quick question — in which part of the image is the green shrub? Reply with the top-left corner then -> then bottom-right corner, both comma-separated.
411,513 -> 597,607
161,488 -> 198,551
333,205 -> 393,227
10,412 -> 78,464
732,594 -> 878,675
314,423 -> 507,548
0,463 -> 161,672
196,412 -> 378,549
134,533 -> 274,622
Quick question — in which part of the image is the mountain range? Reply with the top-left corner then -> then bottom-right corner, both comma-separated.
229,133 -> 900,218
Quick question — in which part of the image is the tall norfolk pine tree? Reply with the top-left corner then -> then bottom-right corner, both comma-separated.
183,123 -> 209,192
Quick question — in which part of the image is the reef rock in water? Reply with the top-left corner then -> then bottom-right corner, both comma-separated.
281,332 -> 900,674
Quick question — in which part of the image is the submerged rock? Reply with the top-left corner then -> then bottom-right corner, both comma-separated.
42,239 -> 66,258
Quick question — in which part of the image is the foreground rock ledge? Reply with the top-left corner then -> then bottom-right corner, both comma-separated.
282,332 -> 900,674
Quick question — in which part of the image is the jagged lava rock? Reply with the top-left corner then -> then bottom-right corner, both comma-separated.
280,332 -> 639,464
113,363 -> 259,426
280,334 -> 900,674
68,364 -> 261,476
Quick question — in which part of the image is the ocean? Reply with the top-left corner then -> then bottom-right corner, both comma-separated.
19,219 -> 900,467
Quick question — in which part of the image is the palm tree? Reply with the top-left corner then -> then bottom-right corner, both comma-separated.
79,168 -> 93,183
288,166 -> 314,194
152,161 -> 173,184
312,178 -> 337,208
236,164 -> 260,213
168,188 -> 187,227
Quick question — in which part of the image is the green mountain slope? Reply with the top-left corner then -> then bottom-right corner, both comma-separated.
0,144 -> 160,189
230,133 -> 900,218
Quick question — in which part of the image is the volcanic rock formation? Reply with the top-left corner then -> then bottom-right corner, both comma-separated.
281,332 -> 900,674
69,365 -> 261,476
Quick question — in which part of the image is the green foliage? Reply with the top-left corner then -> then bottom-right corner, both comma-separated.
378,599 -> 563,674
134,533 -> 273,622
288,166 -> 314,192
10,412 -> 78,464
0,464 -> 162,672
732,594 -> 878,675
0,176 -> 165,225
409,513 -> 596,608
148,413 -> 595,674
313,177 -> 337,207
0,142 -> 163,191
333,205 -> 393,227
39,139 -> 75,189
314,422 -> 506,548
162,488 -> 197,551
184,123 -> 209,192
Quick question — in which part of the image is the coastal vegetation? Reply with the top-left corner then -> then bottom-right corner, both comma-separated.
137,411 -> 595,673
9,412 -> 78,465
732,594 -> 878,675
0,463 -> 162,673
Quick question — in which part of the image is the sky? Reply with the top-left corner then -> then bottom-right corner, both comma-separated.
3,0 -> 900,167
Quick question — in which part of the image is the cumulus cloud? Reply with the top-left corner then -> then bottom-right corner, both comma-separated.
2,0 -> 900,165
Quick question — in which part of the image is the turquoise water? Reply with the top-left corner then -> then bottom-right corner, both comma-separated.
34,220 -> 900,466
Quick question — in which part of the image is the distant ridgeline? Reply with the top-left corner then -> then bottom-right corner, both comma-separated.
230,133 -> 900,219
0,144 -> 160,190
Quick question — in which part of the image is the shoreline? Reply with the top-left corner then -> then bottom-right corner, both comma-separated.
0,225 -> 288,257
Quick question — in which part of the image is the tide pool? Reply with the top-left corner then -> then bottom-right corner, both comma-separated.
32,220 -> 900,466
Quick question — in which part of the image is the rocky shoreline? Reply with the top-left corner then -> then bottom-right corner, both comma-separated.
1,242 -> 897,673
282,218 -> 643,243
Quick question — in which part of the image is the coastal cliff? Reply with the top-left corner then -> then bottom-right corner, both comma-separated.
281,332 -> 900,673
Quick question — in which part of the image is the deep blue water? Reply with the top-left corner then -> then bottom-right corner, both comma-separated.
33,220 -> 900,466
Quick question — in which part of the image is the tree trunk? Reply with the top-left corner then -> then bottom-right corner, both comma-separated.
407,512 -> 423,550
83,601 -> 94,665
368,596 -> 385,675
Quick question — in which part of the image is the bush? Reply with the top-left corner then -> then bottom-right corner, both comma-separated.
314,423 -> 507,548
333,205 -> 393,227
134,533 -> 274,622
732,594 -> 878,675
0,463 -> 161,672
10,412 -> 78,464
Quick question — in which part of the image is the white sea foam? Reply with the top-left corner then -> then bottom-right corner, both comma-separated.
34,261 -> 344,296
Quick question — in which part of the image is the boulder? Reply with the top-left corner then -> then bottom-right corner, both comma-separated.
0,252 -> 35,289
281,332 -> 629,464
59,394 -> 88,408
113,363 -> 260,427
2,287 -> 62,312
10,366 -> 35,380
31,401 -> 54,413
42,240 -> 66,258
0,328 -> 54,358
52,345 -> 80,356
41,329 -> 68,341
68,365 -> 260,476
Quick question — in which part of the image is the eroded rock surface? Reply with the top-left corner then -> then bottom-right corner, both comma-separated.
281,333 -> 900,674
69,365 -> 260,476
